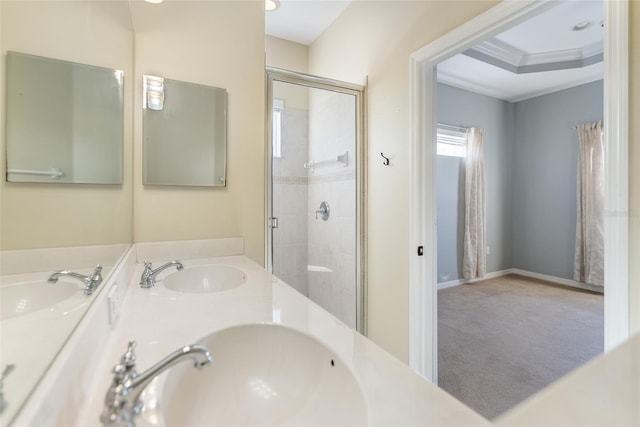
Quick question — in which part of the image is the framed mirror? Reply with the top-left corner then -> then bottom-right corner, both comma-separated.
5,51 -> 124,184
143,75 -> 227,187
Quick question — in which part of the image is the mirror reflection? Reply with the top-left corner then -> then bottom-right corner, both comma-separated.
1,0 -> 134,423
6,52 -> 124,184
0,249 -> 127,425
143,75 -> 227,187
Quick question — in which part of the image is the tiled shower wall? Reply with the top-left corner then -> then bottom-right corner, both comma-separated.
272,107 -> 309,296
307,90 -> 357,329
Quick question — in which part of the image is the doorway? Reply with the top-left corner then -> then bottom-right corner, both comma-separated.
266,68 -> 367,333
408,0 -> 629,383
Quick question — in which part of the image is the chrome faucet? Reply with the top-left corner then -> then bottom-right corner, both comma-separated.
139,260 -> 184,288
100,340 -> 211,427
48,264 -> 103,295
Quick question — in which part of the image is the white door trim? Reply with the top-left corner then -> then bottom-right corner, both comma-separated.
409,0 -> 629,382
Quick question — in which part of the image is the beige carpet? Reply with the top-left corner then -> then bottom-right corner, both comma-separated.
437,274 -> 604,420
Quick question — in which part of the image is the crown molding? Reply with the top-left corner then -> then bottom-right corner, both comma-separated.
468,36 -> 604,72
472,37 -> 525,65
437,67 -> 603,103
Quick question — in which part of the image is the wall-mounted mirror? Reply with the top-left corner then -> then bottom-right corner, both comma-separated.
143,75 -> 227,187
1,0 -> 133,424
5,52 -> 124,184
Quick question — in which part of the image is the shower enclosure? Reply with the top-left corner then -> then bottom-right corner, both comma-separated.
266,68 -> 365,332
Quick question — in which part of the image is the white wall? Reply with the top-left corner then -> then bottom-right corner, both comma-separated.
0,1 -> 134,249
130,1 -> 265,264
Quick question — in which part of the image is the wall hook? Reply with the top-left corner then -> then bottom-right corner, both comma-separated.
380,152 -> 390,166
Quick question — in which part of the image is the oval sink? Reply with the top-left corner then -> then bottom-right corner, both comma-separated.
162,265 -> 247,294
159,324 -> 367,426
1,281 -> 80,320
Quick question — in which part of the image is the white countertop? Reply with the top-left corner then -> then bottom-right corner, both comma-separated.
76,255 -> 489,426
496,331 -> 640,426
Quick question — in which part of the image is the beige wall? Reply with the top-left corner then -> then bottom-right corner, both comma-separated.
266,36 -> 309,74
0,1 -> 134,249
131,1 -> 265,264
265,36 -> 310,110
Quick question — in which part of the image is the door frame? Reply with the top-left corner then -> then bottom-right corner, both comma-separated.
409,0 -> 629,381
265,67 -> 368,334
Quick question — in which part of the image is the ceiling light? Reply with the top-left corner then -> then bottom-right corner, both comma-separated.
144,0 -> 163,4
144,75 -> 165,111
572,21 -> 592,31
265,0 -> 280,12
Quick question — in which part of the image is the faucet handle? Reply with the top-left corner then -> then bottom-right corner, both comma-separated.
111,341 -> 137,383
122,341 -> 137,367
140,262 -> 153,288
0,364 -> 14,415
90,264 -> 103,283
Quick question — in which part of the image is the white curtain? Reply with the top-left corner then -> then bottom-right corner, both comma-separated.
462,127 -> 486,281
574,121 -> 605,286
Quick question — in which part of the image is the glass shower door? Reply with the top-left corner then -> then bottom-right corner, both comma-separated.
268,71 -> 363,331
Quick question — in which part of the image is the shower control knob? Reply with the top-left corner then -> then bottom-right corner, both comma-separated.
315,201 -> 330,221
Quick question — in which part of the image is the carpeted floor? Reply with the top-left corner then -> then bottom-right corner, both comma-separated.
437,274 -> 604,420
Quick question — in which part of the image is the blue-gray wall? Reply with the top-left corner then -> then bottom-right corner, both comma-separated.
436,80 -> 603,283
437,83 -> 514,283
512,80 -> 603,279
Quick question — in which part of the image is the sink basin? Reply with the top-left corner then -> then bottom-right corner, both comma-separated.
162,265 -> 247,293
158,324 -> 367,426
0,281 -> 80,320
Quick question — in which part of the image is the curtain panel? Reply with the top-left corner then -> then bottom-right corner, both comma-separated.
574,121 -> 605,286
462,127 -> 486,281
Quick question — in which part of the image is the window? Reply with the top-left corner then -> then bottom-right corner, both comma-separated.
272,99 -> 284,158
437,126 -> 466,158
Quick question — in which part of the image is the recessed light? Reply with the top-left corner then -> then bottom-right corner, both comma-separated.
572,21 -> 592,31
144,0 -> 163,4
265,0 -> 280,12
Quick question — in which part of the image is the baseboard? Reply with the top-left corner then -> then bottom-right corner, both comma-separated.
438,279 -> 466,290
438,268 -> 604,294
511,269 -> 604,294
437,269 -> 514,290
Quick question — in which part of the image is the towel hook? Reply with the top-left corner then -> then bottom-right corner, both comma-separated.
380,152 -> 390,166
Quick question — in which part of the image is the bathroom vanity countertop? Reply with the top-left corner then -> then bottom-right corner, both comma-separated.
495,332 -> 640,426
77,255 -> 490,426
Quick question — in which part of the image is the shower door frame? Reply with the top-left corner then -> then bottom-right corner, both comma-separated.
265,67 -> 367,335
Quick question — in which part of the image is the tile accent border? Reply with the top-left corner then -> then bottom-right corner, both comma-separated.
273,169 -> 356,186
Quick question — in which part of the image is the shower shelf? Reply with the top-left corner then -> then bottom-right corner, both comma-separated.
307,265 -> 333,273
303,151 -> 348,170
